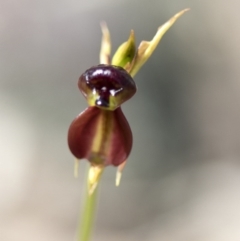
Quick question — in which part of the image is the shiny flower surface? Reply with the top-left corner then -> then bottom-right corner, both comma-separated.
79,64 -> 136,111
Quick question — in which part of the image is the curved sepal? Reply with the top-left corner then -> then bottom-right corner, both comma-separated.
100,22 -> 111,65
128,9 -> 189,77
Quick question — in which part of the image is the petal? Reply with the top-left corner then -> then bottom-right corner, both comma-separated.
128,9 -> 189,77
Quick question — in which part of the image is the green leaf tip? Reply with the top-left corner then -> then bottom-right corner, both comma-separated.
128,8 -> 190,77
112,30 -> 136,68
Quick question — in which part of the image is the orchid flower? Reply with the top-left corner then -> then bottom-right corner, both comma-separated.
68,9 -> 189,195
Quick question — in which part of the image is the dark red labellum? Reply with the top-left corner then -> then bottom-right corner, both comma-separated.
78,64 -> 137,110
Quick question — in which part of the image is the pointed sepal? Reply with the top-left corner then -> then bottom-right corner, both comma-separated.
112,30 -> 136,69
128,9 -> 189,77
100,22 -> 111,65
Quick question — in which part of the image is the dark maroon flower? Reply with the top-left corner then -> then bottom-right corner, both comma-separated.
67,10 -> 189,193
68,64 -> 136,191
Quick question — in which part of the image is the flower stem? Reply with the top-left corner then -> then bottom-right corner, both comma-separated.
77,180 -> 99,241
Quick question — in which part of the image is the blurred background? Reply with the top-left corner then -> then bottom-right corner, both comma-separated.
1,0 -> 240,240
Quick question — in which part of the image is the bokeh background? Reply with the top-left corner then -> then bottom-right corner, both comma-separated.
1,0 -> 240,240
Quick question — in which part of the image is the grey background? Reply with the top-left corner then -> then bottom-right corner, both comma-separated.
1,0 -> 240,240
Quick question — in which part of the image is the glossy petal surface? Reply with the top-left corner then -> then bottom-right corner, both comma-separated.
79,65 -> 136,110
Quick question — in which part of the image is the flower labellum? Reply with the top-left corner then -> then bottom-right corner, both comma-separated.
79,65 -> 136,111
68,9 -> 189,194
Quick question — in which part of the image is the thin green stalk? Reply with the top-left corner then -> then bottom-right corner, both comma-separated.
77,185 -> 99,241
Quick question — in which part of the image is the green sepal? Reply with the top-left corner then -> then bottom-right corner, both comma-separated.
129,9 -> 189,77
112,30 -> 136,68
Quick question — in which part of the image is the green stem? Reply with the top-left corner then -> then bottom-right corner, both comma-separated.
77,184 -> 99,241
